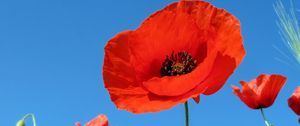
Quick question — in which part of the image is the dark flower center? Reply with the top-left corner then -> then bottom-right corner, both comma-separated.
160,51 -> 197,76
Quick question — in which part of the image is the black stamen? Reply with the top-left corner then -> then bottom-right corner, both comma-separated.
160,51 -> 197,76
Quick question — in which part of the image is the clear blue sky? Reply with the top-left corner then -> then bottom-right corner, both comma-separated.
0,0 -> 300,126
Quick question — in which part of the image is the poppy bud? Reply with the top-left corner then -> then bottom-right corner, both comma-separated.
232,74 -> 287,109
16,120 -> 25,126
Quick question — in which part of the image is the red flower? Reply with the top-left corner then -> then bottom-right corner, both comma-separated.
232,74 -> 287,109
288,87 -> 300,116
76,115 -> 108,126
103,0 -> 245,113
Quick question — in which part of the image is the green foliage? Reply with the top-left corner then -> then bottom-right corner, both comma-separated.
274,0 -> 300,64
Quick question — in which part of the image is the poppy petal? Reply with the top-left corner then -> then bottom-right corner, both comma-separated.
175,53 -> 236,100
109,89 -> 199,113
289,95 -> 300,115
188,0 -> 246,65
288,86 -> 300,115
247,74 -> 268,94
85,115 -> 108,126
192,95 -> 200,104
103,31 -> 140,88
175,51 -> 235,97
103,31 -> 150,110
196,3 -> 245,64
232,81 -> 260,109
259,74 -> 287,107
189,0 -> 245,95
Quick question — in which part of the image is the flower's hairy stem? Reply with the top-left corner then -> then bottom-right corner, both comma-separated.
184,101 -> 189,126
260,108 -> 271,126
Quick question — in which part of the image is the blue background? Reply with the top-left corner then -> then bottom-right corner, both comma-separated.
0,0 -> 299,125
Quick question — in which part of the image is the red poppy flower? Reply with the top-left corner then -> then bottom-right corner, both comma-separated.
103,0 -> 245,113
288,87 -> 300,116
232,74 -> 287,109
75,114 -> 108,126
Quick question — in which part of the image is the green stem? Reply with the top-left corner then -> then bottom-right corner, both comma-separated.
260,108 -> 270,126
22,113 -> 37,126
184,101 -> 189,126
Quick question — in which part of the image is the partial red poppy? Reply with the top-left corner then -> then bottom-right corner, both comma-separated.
103,0 -> 245,113
232,74 -> 287,109
288,87 -> 300,116
76,115 -> 108,126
